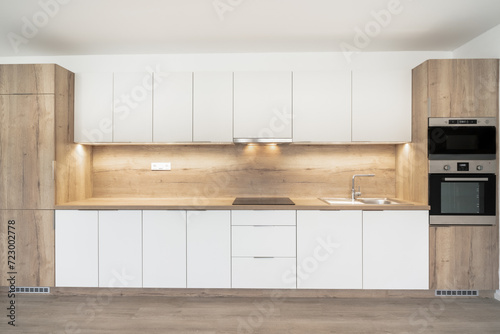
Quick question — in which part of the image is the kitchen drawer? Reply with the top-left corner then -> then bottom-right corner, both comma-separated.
232,226 -> 296,257
231,210 -> 296,226
232,257 -> 296,289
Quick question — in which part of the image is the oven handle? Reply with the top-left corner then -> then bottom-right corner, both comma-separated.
443,177 -> 490,182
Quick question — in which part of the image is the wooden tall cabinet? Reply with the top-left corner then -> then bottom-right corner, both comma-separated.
398,59 -> 499,290
0,64 -> 91,287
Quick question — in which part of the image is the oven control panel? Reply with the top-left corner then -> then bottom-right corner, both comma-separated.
429,160 -> 496,174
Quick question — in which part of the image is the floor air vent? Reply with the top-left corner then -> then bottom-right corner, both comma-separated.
15,287 -> 50,294
435,290 -> 478,297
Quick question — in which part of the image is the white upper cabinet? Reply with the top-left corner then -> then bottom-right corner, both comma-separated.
293,71 -> 351,142
153,72 -> 193,142
193,72 -> 233,142
113,72 -> 153,143
74,73 -> 113,143
352,70 -> 411,142
234,71 -> 292,140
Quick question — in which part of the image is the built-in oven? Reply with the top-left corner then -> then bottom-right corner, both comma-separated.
429,160 -> 496,225
428,117 -> 496,160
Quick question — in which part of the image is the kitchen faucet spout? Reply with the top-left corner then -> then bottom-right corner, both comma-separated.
351,174 -> 375,200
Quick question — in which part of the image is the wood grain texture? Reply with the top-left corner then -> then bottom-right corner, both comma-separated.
92,144 -> 397,199
0,210 -> 54,287
430,225 -> 499,290
0,95 -> 55,209
1,292 -> 500,334
428,59 -> 499,117
0,64 -> 55,94
54,65 -> 93,205
396,61 -> 429,204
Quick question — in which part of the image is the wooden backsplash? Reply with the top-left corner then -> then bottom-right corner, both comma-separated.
92,144 -> 397,198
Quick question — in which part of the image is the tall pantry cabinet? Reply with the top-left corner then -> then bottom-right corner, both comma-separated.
0,64 -> 91,287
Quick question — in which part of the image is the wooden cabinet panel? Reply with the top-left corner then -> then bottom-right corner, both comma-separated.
143,210 -> 187,288
297,211 -> 362,289
55,210 -> 98,287
0,210 -> 54,287
0,64 -> 55,94
153,72 -> 193,143
0,95 -> 55,209
428,59 -> 499,118
430,225 -> 499,290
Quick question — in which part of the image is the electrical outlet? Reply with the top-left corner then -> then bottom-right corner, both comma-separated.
151,162 -> 171,171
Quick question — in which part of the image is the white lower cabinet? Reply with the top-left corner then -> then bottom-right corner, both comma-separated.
99,211 -> 143,288
362,211 -> 429,289
143,210 -> 187,288
297,211 -> 362,289
231,210 -> 297,289
55,210 -> 99,287
187,211 -> 231,288
232,258 -> 296,289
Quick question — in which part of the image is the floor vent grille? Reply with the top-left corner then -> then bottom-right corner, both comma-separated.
435,290 -> 478,297
15,287 -> 50,294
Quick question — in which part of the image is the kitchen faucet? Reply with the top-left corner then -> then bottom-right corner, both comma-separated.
351,174 -> 375,200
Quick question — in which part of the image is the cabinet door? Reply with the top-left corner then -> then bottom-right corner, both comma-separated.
187,211 -> 231,288
293,71 -> 351,142
113,72 -> 153,142
99,211 -> 142,287
363,211 -> 429,289
0,95 -> 55,209
143,210 -> 186,288
352,70 -> 411,142
193,72 -> 233,142
232,226 -> 296,257
55,210 -> 98,287
234,71 -> 292,139
231,210 -> 296,226
297,211 -> 362,289
74,73 -> 113,143
232,258 -> 296,289
153,72 -> 193,142
428,59 -> 499,118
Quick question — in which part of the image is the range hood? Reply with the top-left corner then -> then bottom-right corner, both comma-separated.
233,138 -> 292,144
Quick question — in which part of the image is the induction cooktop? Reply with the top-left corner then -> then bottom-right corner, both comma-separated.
232,197 -> 295,205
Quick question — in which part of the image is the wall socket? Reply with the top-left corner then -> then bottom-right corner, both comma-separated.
151,162 -> 171,171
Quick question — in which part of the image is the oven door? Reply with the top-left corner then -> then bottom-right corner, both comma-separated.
429,173 -> 496,225
428,126 -> 496,160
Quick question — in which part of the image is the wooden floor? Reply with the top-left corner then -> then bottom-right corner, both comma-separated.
1,293 -> 500,333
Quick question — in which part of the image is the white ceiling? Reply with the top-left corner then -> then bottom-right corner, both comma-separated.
1,0 -> 500,57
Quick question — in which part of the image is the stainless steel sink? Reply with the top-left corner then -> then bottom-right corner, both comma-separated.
357,198 -> 403,205
319,197 -> 403,205
319,198 -> 363,205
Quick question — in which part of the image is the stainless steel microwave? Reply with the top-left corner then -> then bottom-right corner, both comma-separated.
428,117 -> 496,160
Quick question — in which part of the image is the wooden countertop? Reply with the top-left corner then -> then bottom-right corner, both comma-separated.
55,197 -> 430,210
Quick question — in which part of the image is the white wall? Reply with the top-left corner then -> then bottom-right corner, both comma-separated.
0,51 -> 450,73
453,24 -> 500,301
